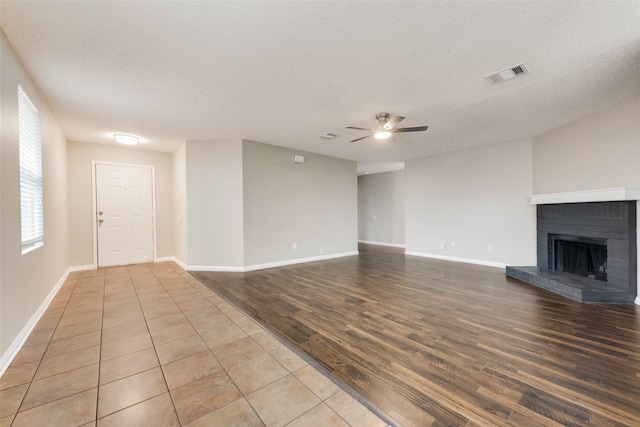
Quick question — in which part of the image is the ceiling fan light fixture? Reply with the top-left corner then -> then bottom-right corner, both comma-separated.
347,113 -> 427,143
374,130 -> 392,140
113,134 -> 140,145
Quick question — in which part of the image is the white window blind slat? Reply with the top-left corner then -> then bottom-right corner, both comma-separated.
18,86 -> 44,252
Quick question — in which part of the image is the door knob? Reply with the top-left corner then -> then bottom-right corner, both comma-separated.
98,219 -> 104,224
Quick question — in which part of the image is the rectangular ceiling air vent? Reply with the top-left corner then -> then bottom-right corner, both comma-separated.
318,132 -> 338,140
485,63 -> 528,85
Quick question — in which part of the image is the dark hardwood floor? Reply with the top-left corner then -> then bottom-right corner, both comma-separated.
193,244 -> 640,427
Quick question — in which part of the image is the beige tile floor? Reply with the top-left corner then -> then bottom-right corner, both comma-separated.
0,262 -> 389,427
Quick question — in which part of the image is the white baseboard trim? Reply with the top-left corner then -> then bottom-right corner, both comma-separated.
154,256 -> 178,263
155,256 -> 189,270
358,240 -> 405,249
243,251 -> 359,272
68,264 -> 96,272
183,251 -> 359,273
1,267 -> 66,376
404,251 -> 507,269
0,264 -> 97,376
188,265 -> 246,272
154,256 -> 190,271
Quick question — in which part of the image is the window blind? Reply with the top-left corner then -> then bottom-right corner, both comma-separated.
18,86 -> 44,252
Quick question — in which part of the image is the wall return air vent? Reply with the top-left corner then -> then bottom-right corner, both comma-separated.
485,64 -> 528,85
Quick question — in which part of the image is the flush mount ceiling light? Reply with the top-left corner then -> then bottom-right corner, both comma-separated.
113,134 -> 140,145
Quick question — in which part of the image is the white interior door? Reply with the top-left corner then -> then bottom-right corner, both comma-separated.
96,163 -> 154,267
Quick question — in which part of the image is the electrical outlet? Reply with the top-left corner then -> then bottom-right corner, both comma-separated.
320,248 -> 323,255
292,242 -> 297,250
450,242 -> 456,248
372,214 -> 376,220
488,244 -> 493,252
440,241 -> 446,250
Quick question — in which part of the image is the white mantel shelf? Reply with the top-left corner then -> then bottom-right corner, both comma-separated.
530,187 -> 640,205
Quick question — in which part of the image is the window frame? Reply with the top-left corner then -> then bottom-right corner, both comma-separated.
18,85 -> 44,254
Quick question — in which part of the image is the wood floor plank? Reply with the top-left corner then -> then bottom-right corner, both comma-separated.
193,244 -> 640,426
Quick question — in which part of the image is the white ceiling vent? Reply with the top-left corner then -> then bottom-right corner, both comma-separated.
318,132 -> 338,140
485,64 -> 528,85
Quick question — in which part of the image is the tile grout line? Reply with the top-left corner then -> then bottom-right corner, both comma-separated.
95,267 -> 141,422
3,262 -> 388,426
95,264 -> 172,423
282,400 -> 349,427
157,262 -> 259,425
10,272 -> 82,423
190,267 -> 395,427
172,264 -> 354,426
163,262 -> 279,426
94,267 -> 107,425
145,262 -> 192,425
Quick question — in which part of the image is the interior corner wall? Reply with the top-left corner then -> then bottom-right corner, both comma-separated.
242,140 -> 358,266
532,96 -> 640,194
185,140 -> 244,268
172,142 -> 188,265
1,31 -> 69,357
405,139 -> 536,266
358,170 -> 405,246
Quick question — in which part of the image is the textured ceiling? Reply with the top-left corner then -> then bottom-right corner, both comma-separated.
2,1 -> 639,167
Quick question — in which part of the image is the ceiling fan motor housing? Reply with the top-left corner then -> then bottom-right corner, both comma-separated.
376,112 -> 390,127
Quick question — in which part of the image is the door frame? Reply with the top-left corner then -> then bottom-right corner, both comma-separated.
91,161 -> 157,268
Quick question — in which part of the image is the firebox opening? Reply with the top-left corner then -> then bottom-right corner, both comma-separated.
550,235 -> 607,282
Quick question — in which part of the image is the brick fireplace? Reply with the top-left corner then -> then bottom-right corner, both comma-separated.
507,190 -> 638,303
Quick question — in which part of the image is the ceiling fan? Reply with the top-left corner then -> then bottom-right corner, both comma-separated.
346,112 -> 428,143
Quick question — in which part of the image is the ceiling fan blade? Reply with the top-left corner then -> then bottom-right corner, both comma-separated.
394,126 -> 429,133
350,135 -> 372,143
383,115 -> 405,129
345,126 -> 372,131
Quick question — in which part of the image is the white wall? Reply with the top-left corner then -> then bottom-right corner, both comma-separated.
185,140 -> 244,268
1,31 -> 69,358
405,140 -> 536,266
358,170 -> 405,246
172,142 -> 188,265
533,96 -> 640,194
67,141 -> 174,266
242,141 -> 358,266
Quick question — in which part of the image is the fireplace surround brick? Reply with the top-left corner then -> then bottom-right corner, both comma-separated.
536,201 -> 636,296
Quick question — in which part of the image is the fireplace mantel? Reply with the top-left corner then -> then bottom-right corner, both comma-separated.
530,187 -> 640,205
